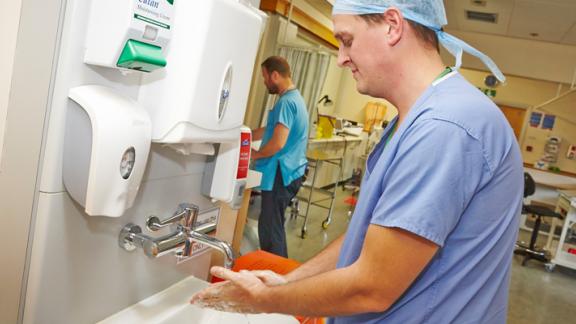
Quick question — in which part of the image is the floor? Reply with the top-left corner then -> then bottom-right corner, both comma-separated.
241,188 -> 576,323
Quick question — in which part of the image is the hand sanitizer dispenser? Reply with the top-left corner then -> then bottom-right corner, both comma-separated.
63,85 -> 152,217
202,127 -> 251,209
84,0 -> 174,72
138,0 -> 264,144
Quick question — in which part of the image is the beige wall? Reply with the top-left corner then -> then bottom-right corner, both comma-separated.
458,68 -> 576,174
522,91 -> 576,174
294,0 -> 333,29
332,67 -> 565,126
458,68 -> 566,108
316,55 -> 341,116
443,30 -> 576,85
333,68 -> 398,124
0,0 -> 23,170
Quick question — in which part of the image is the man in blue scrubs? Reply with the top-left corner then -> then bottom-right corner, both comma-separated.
192,2 -> 523,322
252,56 -> 308,258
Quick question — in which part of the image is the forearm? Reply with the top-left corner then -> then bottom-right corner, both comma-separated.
263,263 -> 388,317
252,127 -> 265,141
285,235 -> 344,282
253,142 -> 281,160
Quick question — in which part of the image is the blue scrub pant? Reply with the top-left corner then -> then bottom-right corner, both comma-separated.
259,167 -> 302,258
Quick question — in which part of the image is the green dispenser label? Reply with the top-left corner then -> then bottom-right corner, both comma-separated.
117,39 -> 167,72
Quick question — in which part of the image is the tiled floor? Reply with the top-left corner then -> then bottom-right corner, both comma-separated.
241,188 -> 576,322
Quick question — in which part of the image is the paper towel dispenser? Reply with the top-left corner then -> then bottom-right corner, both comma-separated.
63,85 -> 152,217
138,0 -> 265,144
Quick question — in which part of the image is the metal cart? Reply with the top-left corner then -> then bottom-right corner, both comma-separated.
549,194 -> 576,272
291,150 -> 343,239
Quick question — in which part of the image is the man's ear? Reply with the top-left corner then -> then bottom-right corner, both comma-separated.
270,70 -> 280,82
383,8 -> 403,46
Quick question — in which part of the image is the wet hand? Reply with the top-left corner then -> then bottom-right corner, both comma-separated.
250,270 -> 288,286
190,266 -> 270,314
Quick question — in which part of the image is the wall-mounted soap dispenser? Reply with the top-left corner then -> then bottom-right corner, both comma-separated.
202,126 -> 251,209
63,85 -> 152,217
138,0 -> 265,144
84,0 -> 174,72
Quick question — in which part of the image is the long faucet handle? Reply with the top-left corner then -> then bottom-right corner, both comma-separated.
181,203 -> 199,231
146,203 -> 199,231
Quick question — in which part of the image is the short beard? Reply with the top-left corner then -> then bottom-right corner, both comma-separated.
267,84 -> 279,94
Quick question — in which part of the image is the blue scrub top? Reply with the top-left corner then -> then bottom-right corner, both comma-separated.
330,71 -> 523,324
255,89 -> 308,191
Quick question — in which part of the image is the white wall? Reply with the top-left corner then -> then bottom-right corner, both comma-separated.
0,0 -> 23,170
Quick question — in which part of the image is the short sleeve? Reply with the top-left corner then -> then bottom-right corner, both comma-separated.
277,100 -> 295,129
371,119 -> 487,246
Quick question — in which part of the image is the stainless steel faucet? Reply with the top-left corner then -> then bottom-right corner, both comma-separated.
119,203 -> 235,269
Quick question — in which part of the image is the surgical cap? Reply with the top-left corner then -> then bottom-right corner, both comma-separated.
333,0 -> 506,83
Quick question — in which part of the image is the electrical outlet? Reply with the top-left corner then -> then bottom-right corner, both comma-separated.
567,145 -> 576,160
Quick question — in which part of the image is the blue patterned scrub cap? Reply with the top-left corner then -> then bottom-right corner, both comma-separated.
333,0 -> 505,82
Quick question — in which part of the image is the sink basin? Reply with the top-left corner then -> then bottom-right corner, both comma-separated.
161,306 -> 299,324
97,276 -> 299,324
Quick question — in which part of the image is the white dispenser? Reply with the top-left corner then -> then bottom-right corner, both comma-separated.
84,0 -> 174,72
63,85 -> 152,217
202,127 -> 251,209
138,0 -> 265,144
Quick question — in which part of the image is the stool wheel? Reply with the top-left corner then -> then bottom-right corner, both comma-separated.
545,263 -> 556,273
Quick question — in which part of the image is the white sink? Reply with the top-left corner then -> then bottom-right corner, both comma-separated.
98,276 -> 299,324
161,306 -> 299,324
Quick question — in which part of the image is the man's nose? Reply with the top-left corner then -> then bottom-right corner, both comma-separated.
337,49 -> 350,67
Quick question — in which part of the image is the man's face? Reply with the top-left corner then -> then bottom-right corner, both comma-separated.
333,14 -> 392,96
261,68 -> 280,94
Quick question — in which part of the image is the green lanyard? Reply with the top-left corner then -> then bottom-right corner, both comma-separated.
384,67 -> 452,147
434,67 -> 453,82
385,122 -> 397,147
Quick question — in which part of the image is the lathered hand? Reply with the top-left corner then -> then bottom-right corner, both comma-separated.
190,266 -> 276,314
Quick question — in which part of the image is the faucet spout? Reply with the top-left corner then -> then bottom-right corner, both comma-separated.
188,231 -> 235,269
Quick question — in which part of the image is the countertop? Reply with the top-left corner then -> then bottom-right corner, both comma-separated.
525,167 -> 576,190
308,135 -> 363,144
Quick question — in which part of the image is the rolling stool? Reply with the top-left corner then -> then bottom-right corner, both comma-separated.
515,172 -> 564,268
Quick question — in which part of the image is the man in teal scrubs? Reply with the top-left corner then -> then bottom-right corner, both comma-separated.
192,2 -> 523,322
252,56 -> 309,257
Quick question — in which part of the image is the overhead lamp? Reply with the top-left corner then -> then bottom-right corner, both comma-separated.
317,94 -> 333,106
